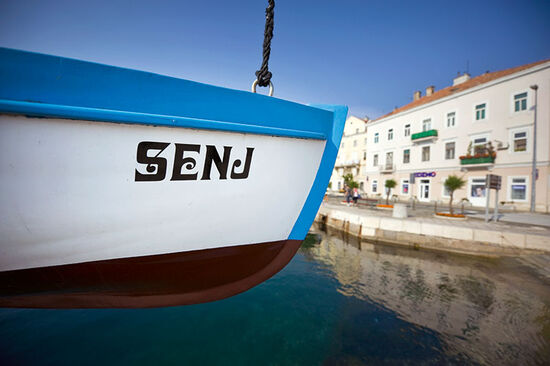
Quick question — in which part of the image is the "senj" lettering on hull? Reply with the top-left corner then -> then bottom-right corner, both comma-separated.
135,141 -> 254,182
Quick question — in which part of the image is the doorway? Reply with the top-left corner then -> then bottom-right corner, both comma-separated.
418,179 -> 430,202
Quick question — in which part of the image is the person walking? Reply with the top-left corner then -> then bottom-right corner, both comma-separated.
345,185 -> 352,206
352,187 -> 360,206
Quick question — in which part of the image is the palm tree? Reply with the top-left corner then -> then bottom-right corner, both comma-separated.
343,173 -> 359,189
384,179 -> 397,205
444,175 -> 466,215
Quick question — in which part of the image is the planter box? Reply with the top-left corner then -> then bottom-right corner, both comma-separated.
435,212 -> 467,220
411,129 -> 438,140
460,156 -> 495,165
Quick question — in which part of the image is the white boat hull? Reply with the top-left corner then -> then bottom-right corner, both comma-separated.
0,47 -> 346,308
0,115 -> 325,272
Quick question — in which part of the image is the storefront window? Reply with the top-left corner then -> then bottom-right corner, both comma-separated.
510,177 -> 527,201
470,178 -> 486,198
372,180 -> 378,193
402,179 -> 409,195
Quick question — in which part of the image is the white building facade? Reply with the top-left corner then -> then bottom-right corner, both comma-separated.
362,60 -> 550,212
329,115 -> 368,192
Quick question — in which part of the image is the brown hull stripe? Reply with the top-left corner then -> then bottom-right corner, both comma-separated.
0,239 -> 302,309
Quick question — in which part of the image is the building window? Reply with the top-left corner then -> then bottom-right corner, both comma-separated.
372,179 -> 378,193
472,136 -> 488,154
509,177 -> 527,201
513,131 -> 527,152
442,180 -> 451,197
360,182 -> 364,191
341,142 -> 344,148
338,181 -> 341,190
386,151 -> 393,167
445,142 -> 455,160
374,133 -> 379,143
422,146 -> 430,162
475,103 -> 486,120
446,112 -> 456,127
514,92 -> 527,112
388,129 -> 394,141
363,151 -> 367,160
422,119 -> 432,131
403,149 -> 410,164
404,124 -> 410,137
373,154 -> 379,167
353,139 -> 357,147
401,179 -> 409,195
355,128 -> 359,134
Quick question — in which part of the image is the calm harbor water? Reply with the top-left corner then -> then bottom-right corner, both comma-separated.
1,225 -> 549,365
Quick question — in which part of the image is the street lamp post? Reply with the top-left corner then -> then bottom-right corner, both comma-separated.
530,84 -> 538,212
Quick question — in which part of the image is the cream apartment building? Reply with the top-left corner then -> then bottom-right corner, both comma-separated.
329,115 -> 368,191
362,59 -> 549,212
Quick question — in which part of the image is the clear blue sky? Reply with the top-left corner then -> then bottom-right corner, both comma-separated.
1,0 -> 549,119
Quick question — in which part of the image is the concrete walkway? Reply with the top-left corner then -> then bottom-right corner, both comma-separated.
325,194 -> 550,228
467,212 -> 550,228
317,202 -> 550,255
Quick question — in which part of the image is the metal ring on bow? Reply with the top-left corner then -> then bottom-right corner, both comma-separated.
251,79 -> 274,96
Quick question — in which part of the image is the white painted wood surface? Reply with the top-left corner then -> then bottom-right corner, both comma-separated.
0,116 -> 325,271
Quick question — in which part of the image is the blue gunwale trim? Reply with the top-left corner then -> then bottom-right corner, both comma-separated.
289,105 -> 348,240
0,48 -> 347,240
0,47 -> 334,140
0,100 -> 326,140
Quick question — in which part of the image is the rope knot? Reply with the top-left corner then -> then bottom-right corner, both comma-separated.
254,0 -> 275,89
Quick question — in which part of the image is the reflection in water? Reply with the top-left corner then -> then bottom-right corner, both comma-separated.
1,228 -> 549,365
303,225 -> 550,365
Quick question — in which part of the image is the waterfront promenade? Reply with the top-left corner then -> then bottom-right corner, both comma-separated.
316,200 -> 550,256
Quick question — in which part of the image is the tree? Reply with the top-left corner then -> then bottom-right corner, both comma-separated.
343,173 -> 359,189
384,179 -> 397,204
444,175 -> 466,215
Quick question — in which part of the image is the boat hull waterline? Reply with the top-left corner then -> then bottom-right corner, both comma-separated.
0,48 -> 347,308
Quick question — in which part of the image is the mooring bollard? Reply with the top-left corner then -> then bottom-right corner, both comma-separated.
393,203 -> 407,218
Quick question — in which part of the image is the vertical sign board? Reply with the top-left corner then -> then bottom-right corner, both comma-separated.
485,174 -> 502,222
486,174 -> 502,190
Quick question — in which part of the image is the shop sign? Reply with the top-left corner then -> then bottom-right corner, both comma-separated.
414,171 -> 436,178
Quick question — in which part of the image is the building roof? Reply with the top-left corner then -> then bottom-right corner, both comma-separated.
374,58 -> 550,122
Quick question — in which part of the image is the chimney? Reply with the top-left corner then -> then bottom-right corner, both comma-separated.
426,85 -> 435,97
413,90 -> 422,101
453,72 -> 471,86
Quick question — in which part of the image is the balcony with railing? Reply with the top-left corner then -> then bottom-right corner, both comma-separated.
378,164 -> 395,174
411,129 -> 438,143
459,143 -> 496,170
335,159 -> 360,168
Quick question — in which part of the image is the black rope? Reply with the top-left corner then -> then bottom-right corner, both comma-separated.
255,0 -> 275,87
